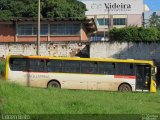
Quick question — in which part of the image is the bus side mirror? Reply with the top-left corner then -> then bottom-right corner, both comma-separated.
152,66 -> 157,75
154,67 -> 157,74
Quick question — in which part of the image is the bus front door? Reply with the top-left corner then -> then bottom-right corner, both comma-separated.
136,65 -> 151,91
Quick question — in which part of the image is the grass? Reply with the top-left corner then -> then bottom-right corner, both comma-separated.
0,80 -> 160,115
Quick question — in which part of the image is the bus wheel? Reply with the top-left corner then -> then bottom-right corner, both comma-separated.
118,84 -> 131,92
48,81 -> 60,88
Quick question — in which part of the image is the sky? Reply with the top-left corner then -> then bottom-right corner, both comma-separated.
144,0 -> 160,11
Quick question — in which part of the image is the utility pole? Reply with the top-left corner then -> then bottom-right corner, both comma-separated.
107,8 -> 110,41
37,0 -> 40,55
103,15 -> 106,40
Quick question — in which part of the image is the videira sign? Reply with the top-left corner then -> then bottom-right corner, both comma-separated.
81,0 -> 144,15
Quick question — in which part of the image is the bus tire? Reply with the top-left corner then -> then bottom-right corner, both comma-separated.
47,81 -> 61,88
118,83 -> 132,92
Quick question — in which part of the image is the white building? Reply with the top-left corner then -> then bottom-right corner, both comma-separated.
80,0 -> 146,41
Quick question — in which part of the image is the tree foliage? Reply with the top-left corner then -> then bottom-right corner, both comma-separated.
109,26 -> 160,42
0,0 -> 86,20
149,14 -> 160,29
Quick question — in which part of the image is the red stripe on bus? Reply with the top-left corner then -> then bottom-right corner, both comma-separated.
114,75 -> 136,79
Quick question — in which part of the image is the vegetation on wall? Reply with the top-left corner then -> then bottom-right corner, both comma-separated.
0,0 -> 86,20
109,26 -> 160,42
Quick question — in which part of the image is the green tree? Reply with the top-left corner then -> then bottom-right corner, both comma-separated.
0,0 -> 86,20
41,0 -> 86,19
149,14 -> 160,29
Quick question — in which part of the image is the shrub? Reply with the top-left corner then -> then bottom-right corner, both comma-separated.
0,60 -> 5,78
109,26 -> 160,42
138,27 -> 159,41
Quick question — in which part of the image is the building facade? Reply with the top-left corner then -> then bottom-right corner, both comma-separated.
80,0 -> 145,41
0,18 -> 96,42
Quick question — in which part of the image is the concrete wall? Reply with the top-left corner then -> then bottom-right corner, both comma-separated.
2,41 -> 160,62
90,42 -> 160,62
0,42 -> 89,58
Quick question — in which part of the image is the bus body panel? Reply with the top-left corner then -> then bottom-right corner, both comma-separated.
8,71 -> 28,86
7,69 -> 136,91
150,79 -> 157,92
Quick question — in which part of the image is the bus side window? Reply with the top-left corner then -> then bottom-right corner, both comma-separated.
9,58 -> 27,71
63,60 -> 80,73
28,59 -> 45,72
46,60 -> 62,72
81,61 -> 98,74
98,62 -> 115,75
116,63 -> 134,75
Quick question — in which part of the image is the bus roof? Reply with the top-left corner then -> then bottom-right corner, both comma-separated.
8,55 -> 154,65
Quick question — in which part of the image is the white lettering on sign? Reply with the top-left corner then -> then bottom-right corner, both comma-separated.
104,3 -> 131,11
80,0 -> 144,15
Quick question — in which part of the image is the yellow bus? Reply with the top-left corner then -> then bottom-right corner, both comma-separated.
5,54 -> 157,92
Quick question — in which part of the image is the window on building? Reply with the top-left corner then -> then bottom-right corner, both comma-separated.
50,23 -> 80,35
40,24 -> 48,35
33,24 -> 48,35
17,23 -> 80,36
90,34 -> 106,41
17,24 -> 33,35
97,18 -> 108,26
17,24 -> 48,35
113,18 -> 126,25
